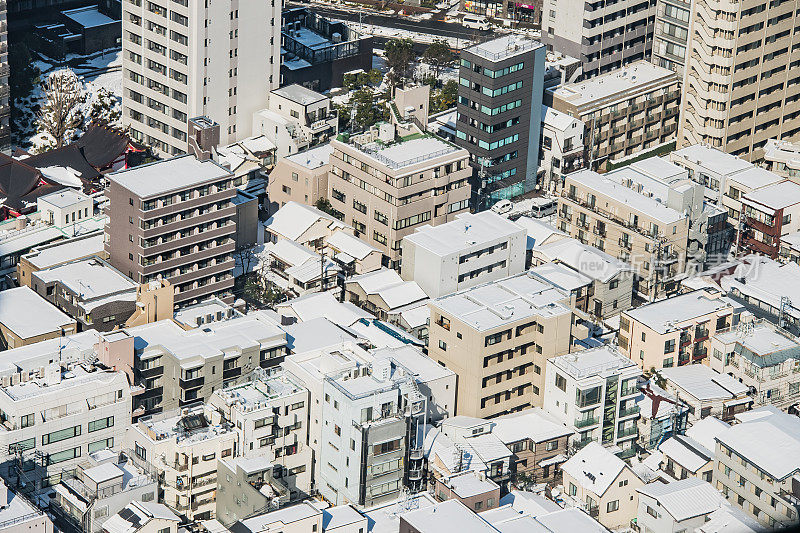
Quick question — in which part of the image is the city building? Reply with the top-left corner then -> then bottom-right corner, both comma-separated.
104,155 -> 238,306
619,289 -> 742,370
780,231 -> 800,264
709,320 -> 800,409
739,180 -> 800,258
658,416 -> 730,482
533,238 -> 634,318
208,370 -> 312,504
558,168 -> 690,300
427,271 -> 576,418
121,0 -> 280,155
658,365 -> 751,423
713,408 -> 800,529
432,470 -> 501,514
0,478 -> 52,533
344,269 -> 428,322
633,381 -> 689,451
543,345 -> 641,455
677,0 -> 800,162
541,0 -> 655,79
30,257 -> 142,332
0,286 -> 76,350
560,442 -> 644,529
266,144 -> 333,213
102,501 -> 180,533
51,451 -> 158,533
400,211 -> 526,298
264,200 -> 350,248
252,86 -> 338,159
123,314 -> 287,417
651,0 -> 691,76
0,358 -> 131,491
0,0 -> 7,151
260,238 -> 341,296
17,233 -> 106,288
455,35 -> 546,206
328,130 -> 471,269
280,8 -> 373,92
545,62 -> 680,171
490,408 -> 574,485
635,479 -> 728,533
539,106 -> 586,193
126,404 -> 236,520
763,138 -> 800,181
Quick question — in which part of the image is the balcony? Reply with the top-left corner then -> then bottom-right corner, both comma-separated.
680,333 -> 692,347
575,416 -> 600,429
617,426 -> 638,439
619,239 -> 632,251
694,327 -> 709,342
619,405 -> 640,418
179,376 -> 204,389
574,437 -> 594,449
408,468 -> 423,480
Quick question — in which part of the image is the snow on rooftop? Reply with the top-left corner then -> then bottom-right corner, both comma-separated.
550,61 -> 676,108
491,408 -> 573,444
24,233 -> 105,269
446,471 -> 499,498
264,201 -> 349,242
537,238 -> 631,282
38,188 -> 89,207
402,499 -> 498,532
623,289 -> 738,334
403,211 -> 524,256
560,441 -> 628,497
466,34 -> 543,61
63,6 -> 117,27
285,143 -> 333,170
347,269 -> 427,310
326,229 -> 378,260
726,166 -> 784,191
637,478 -> 726,522
659,365 -> 749,401
108,155 -> 232,198
741,180 -> 800,210
271,83 -> 327,106
0,286 -> 75,339
529,262 -> 592,293
34,257 -> 137,300
549,345 -> 637,380
670,145 -> 753,176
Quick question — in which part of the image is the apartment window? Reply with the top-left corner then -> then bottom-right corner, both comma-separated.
47,447 -> 81,465
664,339 -> 675,353
43,426 -> 81,446
88,416 -> 114,432
374,211 -> 388,225
20,413 -> 34,428
373,231 -> 387,245
373,439 -> 401,456
88,438 -> 114,454
8,438 -> 35,453
555,373 -> 567,392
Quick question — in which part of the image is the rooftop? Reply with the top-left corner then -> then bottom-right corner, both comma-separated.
560,441 -> 628,497
658,365 -> 749,401
623,289 -> 738,334
726,166 -> 784,191
62,5 -> 117,27
568,169 -> 685,224
0,286 -> 74,338
33,257 -> 137,301
401,499 -> 498,533
715,322 -> 800,368
235,501 -> 321,533
138,406 -> 234,444
542,105 -> 581,132
432,271 -> 571,331
108,155 -> 232,198
741,179 -> 800,210
276,291 -> 371,328
466,34 -> 543,62
285,143 -> 333,170
537,238 -> 631,282
720,256 -> 800,320
326,229 -> 379,261
549,345 -> 638,380
637,478 -> 725,522
322,505 -> 366,530
670,145 -> 753,176
549,61 -> 676,108
491,408 -> 573,444
346,268 -> 428,310
403,211 -> 524,257
38,188 -> 90,209
445,471 -> 499,499
264,200 -> 349,242
173,298 -> 242,328
23,233 -> 105,269
529,262 -> 592,293
0,482 -> 42,527
214,372 -> 306,413
271,84 -> 327,106
354,135 -> 462,171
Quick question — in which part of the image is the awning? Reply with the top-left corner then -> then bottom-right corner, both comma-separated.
538,454 -> 567,467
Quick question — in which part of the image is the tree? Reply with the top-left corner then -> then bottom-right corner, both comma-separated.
368,68 -> 384,85
350,88 -> 388,132
422,40 -> 454,77
430,80 -> 458,113
384,38 -> 415,87
35,69 -> 86,151
315,198 -> 336,215
89,87 -> 122,126
234,245 -> 257,277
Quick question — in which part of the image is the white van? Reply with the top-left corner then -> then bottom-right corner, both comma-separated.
529,197 -> 557,218
462,15 -> 490,31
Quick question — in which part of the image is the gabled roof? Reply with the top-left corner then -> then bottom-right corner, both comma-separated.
73,122 -> 130,168
560,442 -> 628,496
637,478 -> 725,522
23,144 -> 103,188
0,153 -> 53,210
264,201 -> 349,242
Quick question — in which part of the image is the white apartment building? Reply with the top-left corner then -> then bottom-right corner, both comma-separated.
540,105 -> 585,193
0,339 -> 131,491
543,345 -> 641,457
121,0 -> 280,156
37,190 -> 94,229
658,365 -> 751,423
399,211 -> 526,299
252,85 -> 338,158
709,320 -> 800,410
763,138 -> 800,182
208,370 -> 312,498
126,404 -> 237,520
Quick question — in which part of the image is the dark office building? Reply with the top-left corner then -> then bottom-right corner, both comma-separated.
455,35 -> 546,210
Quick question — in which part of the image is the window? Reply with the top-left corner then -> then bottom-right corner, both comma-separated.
438,340 -> 447,351
568,483 -> 577,496
647,506 -> 658,518
664,339 -> 675,353
8,438 -> 35,454
373,439 -> 401,456
607,500 -> 619,512
20,413 -> 34,428
47,447 -> 80,465
555,373 -> 567,392
88,416 -> 114,432
135,443 -> 146,461
88,438 -> 114,454
43,426 -> 81,446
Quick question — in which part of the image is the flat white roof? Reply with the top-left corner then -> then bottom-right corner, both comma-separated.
537,238 -> 631,282
568,169 -> 685,224
62,5 -> 117,27
271,84 -> 327,106
741,180 -> 800,210
447,471 -> 499,498
403,211 -> 524,257
0,286 -> 74,339
285,143 -> 333,170
550,61 -> 676,108
549,345 -> 637,380
358,135 -> 462,170
33,258 -> 137,300
727,166 -> 784,191
659,365 -> 749,401
491,407 -> 573,443
401,499 -> 498,532
529,262 -> 592,293
108,155 -> 232,198
38,188 -> 90,209
670,145 -> 753,176
624,290 -> 738,334
466,34 -> 543,61
24,233 -> 105,269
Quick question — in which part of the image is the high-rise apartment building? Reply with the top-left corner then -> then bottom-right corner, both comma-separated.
121,0 -> 280,156
455,35 -> 546,207
0,0 -> 8,150
677,0 -> 800,161
540,0 -> 655,79
651,0 -> 691,76
105,155 -> 238,306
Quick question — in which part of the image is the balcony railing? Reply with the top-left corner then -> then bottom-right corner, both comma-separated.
619,405 -> 640,418
575,416 -> 600,428
617,426 -> 638,439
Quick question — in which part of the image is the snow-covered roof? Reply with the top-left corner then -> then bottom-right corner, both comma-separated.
497,491 -> 561,516
62,6 -> 117,27
325,229 -> 379,260
537,238 -> 632,282
399,303 -> 430,329
402,211 -> 524,257
271,84 -> 327,106
685,416 -> 730,452
529,262 -> 592,292
23,233 -> 104,269
716,408 -> 800,480
264,201 -> 349,242
285,143 -> 333,170
549,345 -> 638,381
346,269 -> 428,310
659,435 -> 713,473
623,289 -> 739,334
491,408 -> 573,444
670,145 -> 752,177
401,500 -> 497,533
276,291 -> 371,328
637,478 -> 726,522
108,155 -> 232,198
560,441 -> 628,497
0,286 -> 75,339
727,166 -> 784,191
721,256 -> 800,320
696,506 -> 763,533
514,216 -> 568,251
741,180 -> 800,210
33,257 -> 137,300
659,365 -> 748,401
446,471 -> 499,498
